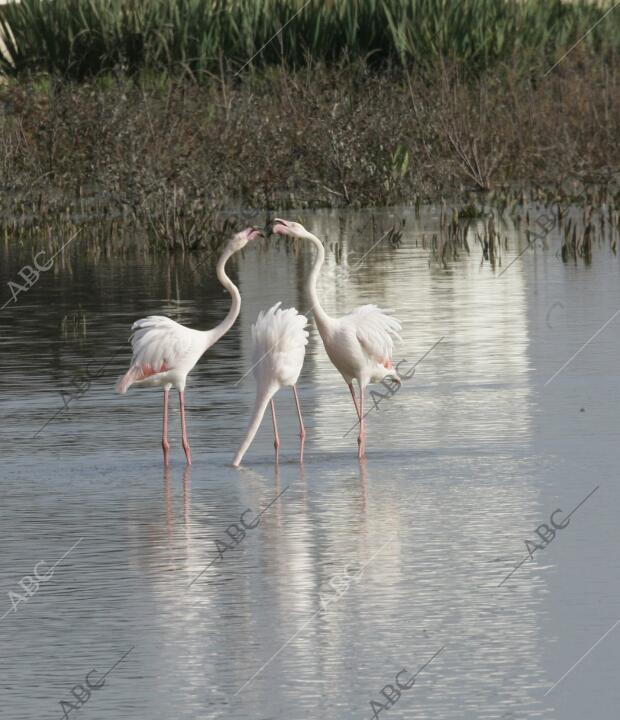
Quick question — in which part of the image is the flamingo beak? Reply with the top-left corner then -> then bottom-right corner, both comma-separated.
267,218 -> 288,236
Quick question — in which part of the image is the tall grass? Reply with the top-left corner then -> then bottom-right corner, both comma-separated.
0,0 -> 619,78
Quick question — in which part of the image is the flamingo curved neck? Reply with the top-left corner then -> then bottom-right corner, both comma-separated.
211,247 -> 241,344
304,231 -> 331,329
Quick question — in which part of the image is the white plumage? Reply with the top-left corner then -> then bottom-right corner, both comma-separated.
349,304 -> 402,363
329,303 -> 402,385
272,219 -> 402,458
251,302 -> 308,388
116,316 -> 207,394
116,227 -> 262,466
233,303 -> 308,467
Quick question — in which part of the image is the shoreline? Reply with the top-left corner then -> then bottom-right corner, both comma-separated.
0,62 -> 618,251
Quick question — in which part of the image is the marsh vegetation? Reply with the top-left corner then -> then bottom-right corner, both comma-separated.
0,1 -> 618,258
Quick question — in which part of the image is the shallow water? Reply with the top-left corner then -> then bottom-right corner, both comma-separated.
1,207 -> 619,720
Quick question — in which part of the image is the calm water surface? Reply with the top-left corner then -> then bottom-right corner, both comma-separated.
1,208 -> 619,719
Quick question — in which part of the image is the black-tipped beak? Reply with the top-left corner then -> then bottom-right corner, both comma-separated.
266,218 -> 287,236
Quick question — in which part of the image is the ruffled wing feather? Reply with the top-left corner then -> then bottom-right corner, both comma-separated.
251,303 -> 308,387
348,304 -> 402,367
116,316 -> 196,393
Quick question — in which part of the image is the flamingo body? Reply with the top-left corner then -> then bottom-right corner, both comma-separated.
116,316 -> 211,394
251,302 -> 308,389
315,304 -> 401,387
233,302 -> 308,467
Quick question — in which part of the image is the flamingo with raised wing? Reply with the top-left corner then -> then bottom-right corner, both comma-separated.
116,227 -> 262,465
233,302 -> 308,467
270,219 -> 401,458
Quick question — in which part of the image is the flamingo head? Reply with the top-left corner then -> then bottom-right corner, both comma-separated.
228,226 -> 263,252
268,218 -> 310,239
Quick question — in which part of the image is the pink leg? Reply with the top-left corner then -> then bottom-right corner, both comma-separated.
162,388 -> 170,465
179,391 -> 192,466
348,382 -> 362,420
292,385 -> 306,464
271,399 -> 280,464
358,386 -> 366,459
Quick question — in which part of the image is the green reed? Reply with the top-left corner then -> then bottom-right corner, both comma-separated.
1,0 -> 619,79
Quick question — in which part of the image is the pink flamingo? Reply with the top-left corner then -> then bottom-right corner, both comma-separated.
116,227 -> 262,465
232,302 -> 308,467
271,219 -> 401,458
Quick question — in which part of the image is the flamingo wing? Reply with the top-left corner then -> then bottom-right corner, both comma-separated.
348,304 -> 402,367
116,316 -> 199,393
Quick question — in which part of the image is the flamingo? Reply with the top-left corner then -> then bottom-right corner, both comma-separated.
116,227 -> 262,465
270,219 -> 401,458
232,302 -> 308,467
